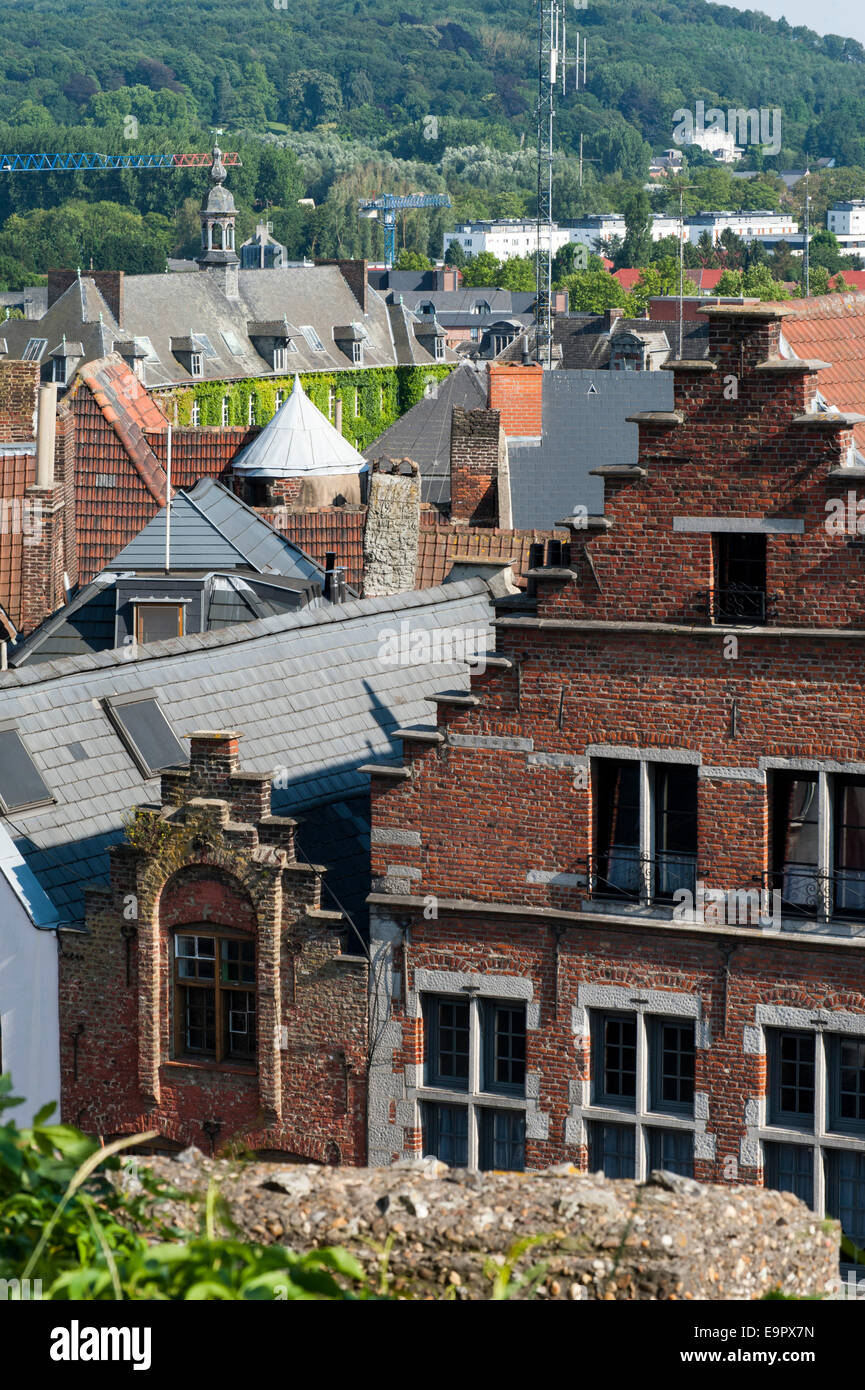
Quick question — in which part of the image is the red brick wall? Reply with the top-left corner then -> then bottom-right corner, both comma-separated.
60,733 -> 368,1161
449,406 -> 500,525
0,360 -> 38,442
487,362 -> 543,437
367,305 -> 865,1186
547,308 -> 865,628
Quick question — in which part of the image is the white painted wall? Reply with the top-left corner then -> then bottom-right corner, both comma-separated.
0,830 -> 60,1125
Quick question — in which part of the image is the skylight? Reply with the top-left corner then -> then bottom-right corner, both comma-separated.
220,329 -> 245,356
0,724 -> 53,813
134,336 -> 160,363
299,325 -> 325,352
102,691 -> 187,778
22,338 -> 47,362
193,333 -> 218,360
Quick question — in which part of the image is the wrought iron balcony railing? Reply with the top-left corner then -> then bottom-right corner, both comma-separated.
586,850 -> 698,906
763,867 -> 865,922
698,586 -> 778,624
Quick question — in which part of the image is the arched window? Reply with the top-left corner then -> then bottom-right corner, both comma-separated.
212,223 -> 224,250
174,929 -> 256,1063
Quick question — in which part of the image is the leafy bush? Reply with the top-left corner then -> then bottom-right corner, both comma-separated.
0,1075 -> 384,1300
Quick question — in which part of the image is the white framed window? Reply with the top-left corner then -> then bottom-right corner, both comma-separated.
274,390 -> 283,412
434,337 -> 445,361
328,387 -> 336,420
760,1019 -> 865,1257
419,992 -> 527,1171
248,394 -> 256,426
221,395 -> 230,427
591,755 -> 698,908
189,352 -> 203,378
191,398 -> 201,426
769,768 -> 865,924
273,346 -> 288,372
52,356 -> 68,384
351,340 -> 363,365
585,1007 -> 697,1181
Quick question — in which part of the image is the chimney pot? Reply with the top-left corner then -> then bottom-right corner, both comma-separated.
36,383 -> 57,487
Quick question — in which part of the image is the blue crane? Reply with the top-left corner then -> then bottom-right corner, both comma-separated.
358,192 -> 451,268
0,151 -> 241,172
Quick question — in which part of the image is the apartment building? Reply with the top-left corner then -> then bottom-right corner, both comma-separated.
366,307 -> 865,1261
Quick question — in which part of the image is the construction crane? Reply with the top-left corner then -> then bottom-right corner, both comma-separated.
358,192 -> 451,268
0,151 -> 241,173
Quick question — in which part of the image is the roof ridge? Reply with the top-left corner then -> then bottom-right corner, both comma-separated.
0,578 -> 492,687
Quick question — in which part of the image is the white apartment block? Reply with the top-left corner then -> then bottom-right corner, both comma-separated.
827,203 -> 865,263
685,210 -> 799,246
444,220 -> 573,260
444,211 -> 801,264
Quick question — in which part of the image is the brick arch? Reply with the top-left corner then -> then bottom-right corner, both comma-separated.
160,863 -> 257,934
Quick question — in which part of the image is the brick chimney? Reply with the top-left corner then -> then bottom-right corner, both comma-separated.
316,258 -> 367,314
47,269 -> 124,325
0,360 -> 39,442
603,307 -> 624,331
161,729 -> 273,826
18,390 -> 76,636
450,407 -> 507,526
487,362 -> 543,438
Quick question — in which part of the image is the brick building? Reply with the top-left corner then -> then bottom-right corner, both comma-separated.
366,305 -> 865,1256
61,731 -> 368,1159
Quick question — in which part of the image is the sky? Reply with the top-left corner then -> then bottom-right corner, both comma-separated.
725,0 -> 865,46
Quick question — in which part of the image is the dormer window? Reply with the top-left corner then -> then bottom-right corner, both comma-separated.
434,337 -> 445,361
419,302 -> 435,316
351,341 -> 363,365
473,300 -> 491,315
190,352 -> 203,378
52,356 -> 68,385
273,344 -> 294,371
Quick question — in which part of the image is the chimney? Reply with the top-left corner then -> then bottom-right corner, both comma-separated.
449,407 -> 506,526
189,729 -> 242,779
362,460 -> 421,597
487,362 -> 543,438
315,258 -> 367,313
36,383 -> 57,488
0,360 -> 39,443
603,307 -> 624,332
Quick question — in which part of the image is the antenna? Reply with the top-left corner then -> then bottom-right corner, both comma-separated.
803,164 -> 811,298
164,422 -> 172,575
535,0 -> 581,369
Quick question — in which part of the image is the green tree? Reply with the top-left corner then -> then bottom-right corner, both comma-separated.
461,251 -> 503,287
617,188 -> 653,269
394,248 -> 432,271
561,269 -> 632,314
444,239 -> 467,268
498,255 -> 535,292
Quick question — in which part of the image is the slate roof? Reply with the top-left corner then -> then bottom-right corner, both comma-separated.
0,267 -> 457,387
363,360 -> 488,508
233,376 -> 369,479
0,579 -> 494,931
385,288 -> 536,316
508,369 -> 674,529
552,315 -> 708,370
109,477 -> 330,580
11,478 -> 339,665
771,293 -> 865,452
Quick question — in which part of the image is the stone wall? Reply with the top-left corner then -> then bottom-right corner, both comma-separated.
131,1152 -> 840,1301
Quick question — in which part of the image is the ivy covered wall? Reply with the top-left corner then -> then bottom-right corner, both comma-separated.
151,365 -> 454,450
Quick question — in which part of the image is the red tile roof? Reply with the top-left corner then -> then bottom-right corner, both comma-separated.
416,514 -> 566,588
767,293 -> 865,450
75,357 -> 169,506
831,272 -> 865,292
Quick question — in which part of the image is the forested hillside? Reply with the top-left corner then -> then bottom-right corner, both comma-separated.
1,0 -> 865,280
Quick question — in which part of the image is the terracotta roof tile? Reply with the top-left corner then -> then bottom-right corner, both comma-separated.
769,293 -> 865,450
